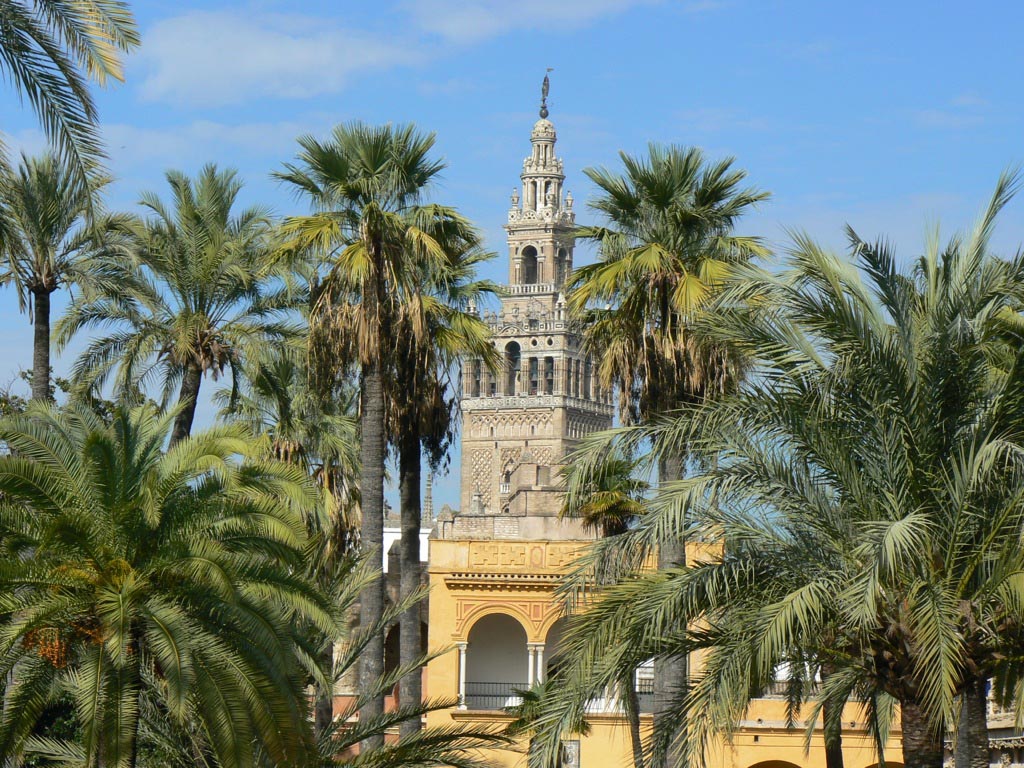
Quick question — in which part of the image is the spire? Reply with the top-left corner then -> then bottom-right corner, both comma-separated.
539,68 -> 552,119
423,471 -> 434,525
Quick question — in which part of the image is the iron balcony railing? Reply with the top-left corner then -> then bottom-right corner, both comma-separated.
464,682 -> 527,710
761,680 -> 822,698
465,680 -> 658,713
636,677 -> 655,712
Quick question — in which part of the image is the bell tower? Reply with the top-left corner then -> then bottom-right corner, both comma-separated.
505,75 -> 575,289
454,75 -> 614,534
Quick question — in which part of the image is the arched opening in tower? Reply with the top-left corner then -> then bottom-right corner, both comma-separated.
521,245 -> 539,284
556,247 -> 569,284
505,341 -> 521,396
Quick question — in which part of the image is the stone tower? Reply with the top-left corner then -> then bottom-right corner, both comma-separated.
456,78 -> 614,535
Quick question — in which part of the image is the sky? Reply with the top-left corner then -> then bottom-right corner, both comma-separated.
2,0 -> 1024,511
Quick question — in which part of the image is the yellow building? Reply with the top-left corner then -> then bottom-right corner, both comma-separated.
422,81 -> 1020,768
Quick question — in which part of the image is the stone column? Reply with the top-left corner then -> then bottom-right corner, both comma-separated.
535,643 -> 545,684
457,642 -> 468,709
527,644 -> 535,687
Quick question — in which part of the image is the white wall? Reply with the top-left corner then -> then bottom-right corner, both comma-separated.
382,526 -> 430,572
466,613 -> 528,685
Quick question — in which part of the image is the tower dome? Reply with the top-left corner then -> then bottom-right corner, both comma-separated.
531,118 -> 556,140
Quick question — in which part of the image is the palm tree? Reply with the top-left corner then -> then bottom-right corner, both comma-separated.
56,164 -> 300,445
389,235 -> 498,736
215,344 -> 361,738
311,557 -> 511,768
503,680 -> 590,768
567,144 -> 768,762
533,172 -> 1024,768
0,0 -> 139,182
275,122 -> 453,748
561,452 -> 648,538
0,402 -> 332,768
0,151 -> 114,401
560,451 -> 650,768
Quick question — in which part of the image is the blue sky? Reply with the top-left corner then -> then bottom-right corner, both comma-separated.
2,0 -> 1024,511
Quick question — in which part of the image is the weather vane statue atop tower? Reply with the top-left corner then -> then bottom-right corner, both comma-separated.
540,68 -> 553,118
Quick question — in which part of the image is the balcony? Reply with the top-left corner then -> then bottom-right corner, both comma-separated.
464,682 -> 526,710
506,282 -> 557,295
759,679 -> 822,698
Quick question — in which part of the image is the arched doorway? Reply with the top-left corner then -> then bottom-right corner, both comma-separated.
465,613 -> 528,709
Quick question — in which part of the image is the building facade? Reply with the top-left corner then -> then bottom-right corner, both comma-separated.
420,82 -> 1024,768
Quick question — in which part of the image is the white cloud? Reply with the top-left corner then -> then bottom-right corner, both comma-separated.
137,11 -> 421,107
758,189 -> 1024,261
404,0 -> 661,44
0,128 -> 48,159
914,109 -> 985,130
912,93 -> 990,130
103,119 -> 315,168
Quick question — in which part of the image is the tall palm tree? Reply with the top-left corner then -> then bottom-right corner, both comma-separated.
56,164 -> 300,445
0,0 -> 139,182
567,144 -> 768,762
390,235 -> 498,736
275,122 -> 453,748
215,343 -> 361,738
0,402 -> 332,768
0,151 -> 114,401
560,451 -> 649,768
532,172 -> 1024,768
312,557 -> 511,768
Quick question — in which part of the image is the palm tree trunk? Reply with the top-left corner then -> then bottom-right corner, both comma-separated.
314,640 -> 334,740
169,360 -> 203,447
398,420 -> 423,738
820,662 -> 844,768
954,676 -> 989,768
31,288 -> 52,402
358,361 -> 387,751
622,678 -> 645,768
653,453 -> 686,768
900,698 -> 944,768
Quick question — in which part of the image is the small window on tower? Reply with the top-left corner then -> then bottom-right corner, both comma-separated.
528,358 -> 539,395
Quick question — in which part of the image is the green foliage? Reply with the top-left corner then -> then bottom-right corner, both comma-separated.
0,402 -> 330,768
305,560 -> 513,768
215,345 -> 362,563
55,164 -> 303,416
0,369 -> 122,420
568,144 -> 769,425
0,0 -> 139,184
0,151 -> 113,309
531,171 -> 1024,768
